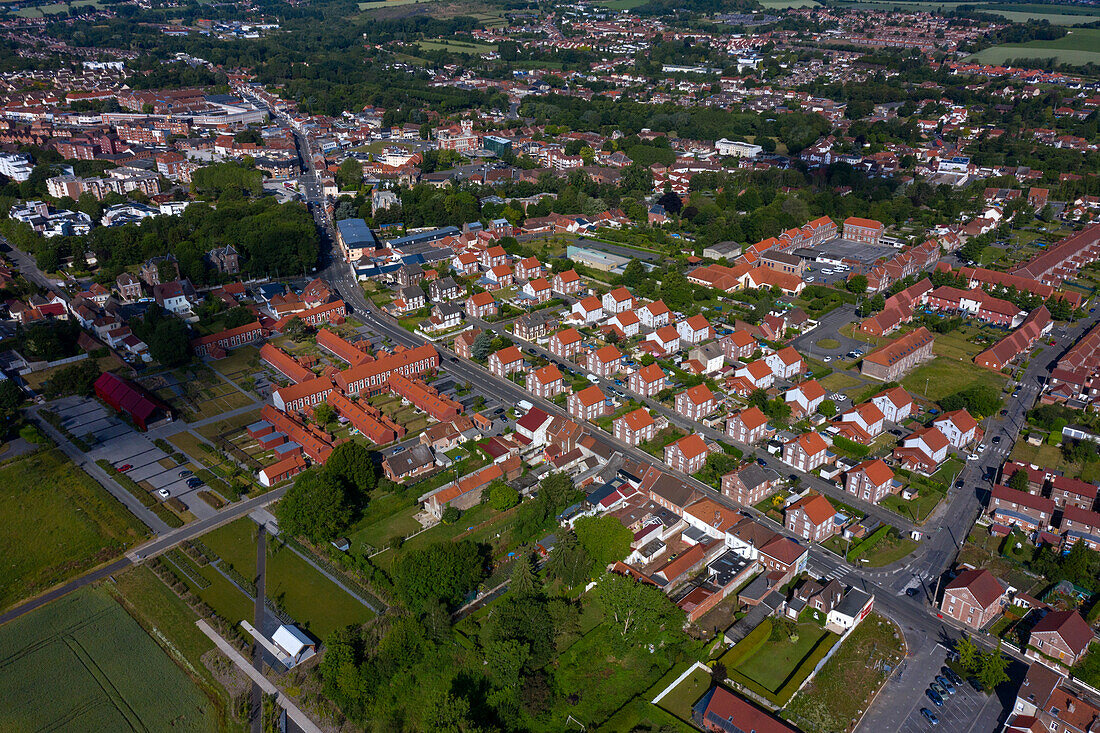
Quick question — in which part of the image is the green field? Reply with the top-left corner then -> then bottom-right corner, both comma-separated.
0,587 -> 219,731
10,0 -> 102,17
834,0 -> 1100,23
967,28 -> 1100,65
597,0 -> 651,8
758,0 -> 820,6
901,356 -> 1006,402
415,39 -> 497,54
0,449 -> 147,611
733,624 -> 836,691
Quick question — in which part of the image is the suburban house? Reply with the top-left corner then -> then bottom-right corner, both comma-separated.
488,346 -> 525,378
871,386 -> 915,423
453,328 -> 481,359
783,432 -> 832,472
1060,505 -> 1100,551
587,344 -> 623,378
526,364 -> 565,399
571,296 -> 605,324
613,407 -> 657,447
645,326 -> 682,356
522,277 -> 552,303
941,568 -> 1009,630
727,359 -> 774,395
893,426 -> 951,474
638,300 -> 671,328
665,434 -> 710,475
676,384 -> 717,422
844,459 -> 896,504
726,407 -> 773,445
1026,610 -> 1095,669
551,269 -> 581,294
934,409 -> 980,449
677,314 -> 713,346
833,401 -> 886,444
466,291 -> 498,319
382,444 -> 436,483
606,310 -> 640,338
786,380 -> 826,417
568,385 -> 607,422
548,328 -> 583,360
989,484 -> 1055,532
720,329 -> 757,360
722,463 -> 780,507
602,287 -> 635,314
765,346 -> 804,380
785,493 -> 838,542
630,363 -> 667,398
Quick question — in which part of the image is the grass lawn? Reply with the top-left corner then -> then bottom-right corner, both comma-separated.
195,408 -> 263,440
735,624 -> 835,691
1008,440 -> 1100,482
901,356 -> 1005,402
415,39 -> 497,54
881,486 -> 945,524
860,534 -> 918,567
169,430 -> 211,462
932,326 -> 999,362
786,613 -> 904,733
655,665 -> 712,720
819,371 -> 863,394
346,491 -> 422,552
22,353 -> 127,391
816,338 -> 840,350
0,586 -> 220,731
0,449 -> 148,611
199,519 -> 374,639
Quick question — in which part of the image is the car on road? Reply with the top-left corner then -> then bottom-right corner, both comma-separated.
921,708 -> 939,726
1011,390 -> 1020,398
977,443 -> 987,453
905,587 -> 918,597
955,480 -> 964,489
178,470 -> 193,478
119,464 -> 132,471
806,276 -> 814,282
586,373 -> 600,384
936,675 -> 955,694
999,409 -> 1008,416
967,453 -> 979,461
926,689 -> 944,707
757,458 -> 768,467
157,489 -> 170,499
823,356 -> 832,362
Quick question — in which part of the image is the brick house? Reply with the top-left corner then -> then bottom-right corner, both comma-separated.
941,568 -> 1009,630
548,327 -> 583,360
677,314 -> 713,346
613,407 -> 656,446
488,346 -> 525,377
1026,610 -> 1095,669
861,327 -> 935,381
522,277 -> 552,303
453,328 -> 481,360
568,385 -> 607,422
675,384 -> 717,422
783,432 -> 831,472
1049,476 -> 1098,510
1061,505 -> 1100,551
844,458 -> 896,504
726,359 -> 774,396
665,434 -> 710,474
871,386 -> 914,423
466,291 -> 498,319
758,536 -> 809,584
989,484 -> 1055,532
116,272 -> 143,302
785,493 -> 838,542
552,269 -> 581,295
934,409 -> 980,449
587,344 -> 623,378
726,406 -> 772,445
720,329 -> 757,361
526,364 -> 565,399
722,463 -> 779,506
629,363 -> 667,397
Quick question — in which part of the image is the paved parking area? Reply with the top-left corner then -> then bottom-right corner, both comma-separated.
895,651 -> 1003,732
51,397 -> 132,443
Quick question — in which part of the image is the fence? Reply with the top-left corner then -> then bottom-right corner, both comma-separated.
19,352 -> 89,375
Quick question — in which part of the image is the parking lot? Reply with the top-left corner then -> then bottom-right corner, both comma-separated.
896,651 -> 1003,732
46,397 -> 217,519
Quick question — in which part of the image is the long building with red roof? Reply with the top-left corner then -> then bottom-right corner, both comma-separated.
259,343 -> 314,384
326,389 -> 403,444
1010,221 -> 1100,287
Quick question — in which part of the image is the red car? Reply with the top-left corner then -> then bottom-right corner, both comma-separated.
118,464 -> 132,471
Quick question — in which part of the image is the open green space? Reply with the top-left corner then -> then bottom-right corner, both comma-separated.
199,519 -> 374,639
901,356 -> 1005,402
833,0 -> 1100,23
819,371 -> 863,395
786,613 -> 904,733
881,484 -> 946,524
597,0 -> 651,8
0,587 -> 219,731
655,665 -> 712,721
10,0 -> 103,17
346,491 -> 422,553
719,620 -> 838,705
967,28 -> 1100,65
415,39 -> 496,54
860,533 -> 918,567
736,623 -> 835,691
1011,440 -> 1100,484
0,449 -> 147,611
759,0 -> 819,6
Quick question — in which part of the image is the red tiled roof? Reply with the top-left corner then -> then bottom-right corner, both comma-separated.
945,568 -> 1005,608
788,493 -> 836,525
853,458 -> 894,486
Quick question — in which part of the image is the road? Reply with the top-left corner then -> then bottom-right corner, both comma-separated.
251,525 -> 267,733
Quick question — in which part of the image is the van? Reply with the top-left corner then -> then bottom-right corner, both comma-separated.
517,400 -> 533,413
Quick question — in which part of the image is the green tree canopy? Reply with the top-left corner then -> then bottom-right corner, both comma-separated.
275,468 -> 353,543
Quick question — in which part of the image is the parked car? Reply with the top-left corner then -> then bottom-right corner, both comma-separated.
967,676 -> 984,692
942,667 -> 963,686
178,470 -> 193,478
930,682 -> 946,697
586,373 -> 599,384
119,464 -> 133,471
186,478 -> 204,489
926,689 -> 943,707
992,436 -> 1001,444
921,708 -> 939,726
936,675 -> 955,694
157,489 -> 170,499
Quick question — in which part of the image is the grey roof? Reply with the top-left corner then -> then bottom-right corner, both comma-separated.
336,218 -> 378,248
707,550 -> 751,587
738,463 -> 778,490
384,444 -> 434,475
834,587 -> 873,617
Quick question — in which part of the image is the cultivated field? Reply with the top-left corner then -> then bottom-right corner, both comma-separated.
416,38 -> 497,54
0,449 -> 147,610
967,28 -> 1100,66
835,0 -> 1100,24
0,588 -> 218,731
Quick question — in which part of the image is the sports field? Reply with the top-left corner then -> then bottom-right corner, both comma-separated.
0,588 -> 218,731
0,449 -> 147,610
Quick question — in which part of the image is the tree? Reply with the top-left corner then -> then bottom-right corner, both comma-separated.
324,441 -> 376,497
575,515 -> 632,572
846,274 -> 868,294
489,481 -> 520,511
275,469 -> 352,544
977,646 -> 1009,691
391,539 -> 487,613
818,399 -> 837,418
313,402 -> 336,427
441,505 -> 461,524
471,331 -> 493,361
336,158 -> 362,190
657,190 -> 682,215
283,317 -> 308,341
509,553 -> 539,598
597,573 -> 683,641
43,359 -> 100,398
622,258 -> 647,288
1007,469 -> 1029,492
0,379 -> 22,417
956,635 -> 980,673
546,531 -> 593,588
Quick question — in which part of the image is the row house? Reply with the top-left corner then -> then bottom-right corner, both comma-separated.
722,462 -> 780,507
601,287 -> 635,314
871,386 -> 914,423
568,385 -> 607,422
526,364 -> 565,399
665,434 -> 710,474
675,384 -> 717,422
548,328 -> 583,360
613,407 -> 656,447
783,432 -> 832,472
941,568 -> 1009,630
727,407 -> 772,445
587,344 -> 623,378
677,314 -> 713,346
630,363 -> 668,398
638,300 -> 671,329
513,311 -> 558,342
934,409 -> 979,449
1049,476 -> 1098,510
765,346 -> 804,380
893,426 -> 951,474
488,346 -> 525,378
786,379 -> 826,418
785,493 -> 838,543
989,484 -> 1055,532
924,286 -> 1024,327
844,459 -> 896,505
833,401 -> 885,445
1061,505 -> 1100,551
1001,461 -> 1057,495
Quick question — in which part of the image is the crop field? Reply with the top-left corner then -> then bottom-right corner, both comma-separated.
0,449 -> 147,611
597,0 -> 651,9
834,0 -> 1100,23
967,28 -> 1100,65
10,0 -> 103,17
0,588 -> 218,731
416,38 -> 497,54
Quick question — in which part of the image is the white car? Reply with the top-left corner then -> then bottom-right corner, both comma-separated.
977,443 -> 987,453
586,373 -> 600,384
823,356 -> 832,362
806,276 -> 815,282
821,269 -> 833,274
157,488 -> 170,498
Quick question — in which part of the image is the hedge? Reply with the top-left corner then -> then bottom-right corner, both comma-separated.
774,633 -> 840,702
831,435 -> 870,459
721,619 -> 773,669
848,526 -> 891,560
96,458 -> 183,528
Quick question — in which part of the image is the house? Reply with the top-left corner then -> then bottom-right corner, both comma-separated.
153,280 -> 196,314
485,263 -> 514,288
587,344 -> 623,378
722,463 -> 780,507
1061,505 -> 1100,551
526,364 -> 565,399
548,327 -> 584,360
614,407 -> 656,447
843,216 -> 884,245
665,434 -> 710,474
834,401 -> 885,444
569,385 -> 607,422
678,314 -> 713,346
720,330 -> 757,361
394,286 -> 426,312
893,426 -> 951,474
727,359 -> 774,395
514,256 -> 542,281
522,277 -> 552,303
941,568 -> 1009,630
692,685 -> 799,733
572,296 -> 604,324
786,380 -> 826,417
871,386 -> 914,423
827,587 -> 874,631
630,363 -> 667,398
466,291 -> 498,319
765,346 -> 804,380
1026,610 -> 1095,668
115,273 -> 143,302
861,327 -> 935,381
1050,476 -> 1098,511
845,459 -> 896,504
676,384 -> 717,422
382,444 -> 436,482
989,484 -> 1055,532
423,454 -> 523,519
783,432 -> 831,472
687,342 -> 725,376
427,303 -> 463,332
726,407 -> 772,444
638,299 -> 671,328
601,287 -> 634,314
429,277 -> 461,302
934,409 -> 979,449
259,455 -> 307,487
488,346 -> 525,378
785,493 -> 838,542
645,325 -> 681,356
606,310 -> 640,338
513,311 -> 558,341
453,328 -> 481,360
1008,660 -> 1100,733
552,269 -> 581,295
757,536 -> 809,584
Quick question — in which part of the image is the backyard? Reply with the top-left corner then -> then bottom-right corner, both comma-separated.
719,620 -> 839,705
0,448 -> 148,610
901,356 -> 1006,402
